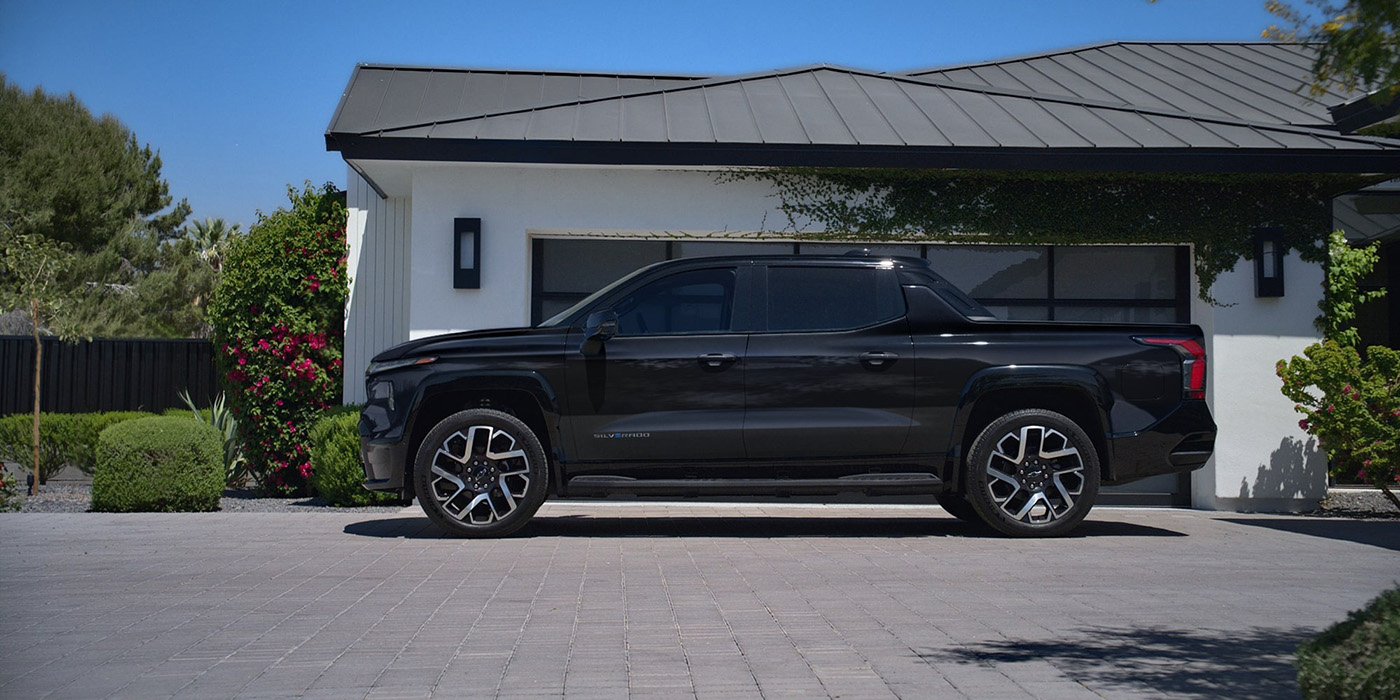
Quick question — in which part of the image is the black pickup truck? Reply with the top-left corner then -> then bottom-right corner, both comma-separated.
359,254 -> 1215,538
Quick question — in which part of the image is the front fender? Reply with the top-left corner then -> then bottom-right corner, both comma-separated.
406,370 -> 562,449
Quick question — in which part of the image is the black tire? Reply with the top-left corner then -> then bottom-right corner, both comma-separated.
964,409 -> 1100,537
934,490 -> 985,525
413,408 -> 548,538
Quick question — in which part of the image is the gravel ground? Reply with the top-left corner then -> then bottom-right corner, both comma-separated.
9,483 -> 407,514
1314,487 -> 1400,519
7,481 -> 1399,517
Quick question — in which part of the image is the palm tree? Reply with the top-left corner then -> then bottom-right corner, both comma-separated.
187,218 -> 241,273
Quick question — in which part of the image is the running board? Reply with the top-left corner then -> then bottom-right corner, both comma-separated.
566,473 -> 943,497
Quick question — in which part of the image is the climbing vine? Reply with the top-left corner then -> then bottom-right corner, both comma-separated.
722,168 -> 1374,303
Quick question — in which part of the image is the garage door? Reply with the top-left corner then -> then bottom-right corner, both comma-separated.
532,238 -> 1193,505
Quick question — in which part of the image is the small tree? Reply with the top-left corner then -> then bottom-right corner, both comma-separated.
0,228 -> 77,495
207,183 -> 347,494
1278,231 -> 1395,508
1315,230 -> 1387,348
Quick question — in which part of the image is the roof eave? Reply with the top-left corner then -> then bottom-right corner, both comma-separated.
326,135 -> 1400,175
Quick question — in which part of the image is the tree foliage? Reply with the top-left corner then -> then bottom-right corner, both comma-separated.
0,75 -> 188,252
1279,230 -> 1396,510
207,183 -> 348,494
1278,342 -> 1400,509
0,75 -> 217,339
0,229 -> 79,495
66,223 -> 226,338
1265,0 -> 1400,99
1316,230 -> 1387,347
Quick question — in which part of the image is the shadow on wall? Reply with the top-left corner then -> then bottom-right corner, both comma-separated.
921,625 -> 1313,699
1239,435 -> 1327,504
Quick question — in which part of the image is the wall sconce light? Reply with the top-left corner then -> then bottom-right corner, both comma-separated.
1253,227 -> 1285,297
453,218 -> 481,289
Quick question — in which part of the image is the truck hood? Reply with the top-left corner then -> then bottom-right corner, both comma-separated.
370,325 -> 566,362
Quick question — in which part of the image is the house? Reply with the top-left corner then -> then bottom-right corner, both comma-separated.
325,42 -> 1400,512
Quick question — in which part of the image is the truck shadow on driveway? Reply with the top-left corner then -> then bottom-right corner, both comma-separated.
1221,518 -> 1400,552
343,515 -> 1187,539
920,624 -> 1312,700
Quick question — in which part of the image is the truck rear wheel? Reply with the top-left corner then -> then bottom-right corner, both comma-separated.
965,409 -> 1100,537
413,409 -> 548,538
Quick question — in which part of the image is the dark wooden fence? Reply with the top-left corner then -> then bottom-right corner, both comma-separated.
0,336 -> 217,415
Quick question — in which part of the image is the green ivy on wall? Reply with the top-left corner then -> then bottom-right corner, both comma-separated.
722,168 -> 1377,303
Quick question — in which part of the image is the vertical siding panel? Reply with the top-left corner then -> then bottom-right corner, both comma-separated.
397,200 -> 409,345
337,167 -> 412,405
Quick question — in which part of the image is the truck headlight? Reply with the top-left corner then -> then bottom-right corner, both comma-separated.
365,356 -> 436,376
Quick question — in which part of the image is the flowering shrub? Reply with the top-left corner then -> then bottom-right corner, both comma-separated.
207,183 -> 347,494
0,468 -> 20,511
1277,342 -> 1400,509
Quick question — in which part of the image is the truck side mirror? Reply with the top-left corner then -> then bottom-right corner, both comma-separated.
581,309 -> 618,355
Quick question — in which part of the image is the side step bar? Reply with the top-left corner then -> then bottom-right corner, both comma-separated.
566,473 -> 943,497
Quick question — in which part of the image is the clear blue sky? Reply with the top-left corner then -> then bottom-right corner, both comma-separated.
1,0 -> 1284,229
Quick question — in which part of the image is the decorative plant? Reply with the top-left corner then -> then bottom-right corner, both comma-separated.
308,406 -> 397,507
0,468 -> 21,512
178,389 -> 248,488
1278,342 -> 1400,509
0,413 -> 77,484
91,416 -> 223,513
1315,230 -> 1387,348
1278,230 -> 1395,509
1296,584 -> 1400,699
206,182 -> 348,494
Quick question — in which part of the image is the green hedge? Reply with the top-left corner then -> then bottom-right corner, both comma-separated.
308,407 -> 394,507
91,416 -> 223,512
68,412 -> 153,474
1298,586 -> 1400,699
0,412 -> 152,481
0,414 -> 68,482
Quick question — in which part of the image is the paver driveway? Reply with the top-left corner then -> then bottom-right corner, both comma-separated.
1,503 -> 1396,699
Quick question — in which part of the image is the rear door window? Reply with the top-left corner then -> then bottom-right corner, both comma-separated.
766,266 -> 903,332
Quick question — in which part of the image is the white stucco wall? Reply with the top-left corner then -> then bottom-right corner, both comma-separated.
344,161 -> 1332,512
1191,250 -> 1328,512
406,163 -> 788,337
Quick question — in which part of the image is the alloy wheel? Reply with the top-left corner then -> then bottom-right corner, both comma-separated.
428,425 -> 531,525
984,424 -> 1085,524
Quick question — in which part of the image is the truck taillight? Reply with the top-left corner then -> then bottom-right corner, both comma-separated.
1139,337 -> 1207,400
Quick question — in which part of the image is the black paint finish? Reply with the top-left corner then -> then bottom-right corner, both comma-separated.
359,255 -> 1216,499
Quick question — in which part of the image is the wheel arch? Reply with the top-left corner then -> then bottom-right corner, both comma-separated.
404,372 -> 564,496
945,365 -> 1113,490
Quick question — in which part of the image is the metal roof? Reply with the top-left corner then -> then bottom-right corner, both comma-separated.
329,65 -> 707,136
903,41 -> 1357,129
327,49 -> 1400,174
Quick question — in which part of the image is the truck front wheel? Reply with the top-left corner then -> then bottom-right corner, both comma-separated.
965,409 -> 1100,537
413,408 -> 548,538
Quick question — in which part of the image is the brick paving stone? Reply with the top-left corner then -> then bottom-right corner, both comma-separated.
2,504 -> 1397,698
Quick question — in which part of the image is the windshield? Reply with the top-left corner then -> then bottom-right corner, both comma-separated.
537,262 -> 660,327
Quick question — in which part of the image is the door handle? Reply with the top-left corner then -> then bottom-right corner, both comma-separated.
698,353 -> 738,368
859,351 -> 899,366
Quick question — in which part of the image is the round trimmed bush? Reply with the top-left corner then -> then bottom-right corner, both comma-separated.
92,416 -> 223,512
70,412 -> 154,475
1298,586 -> 1400,699
309,407 -> 396,507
